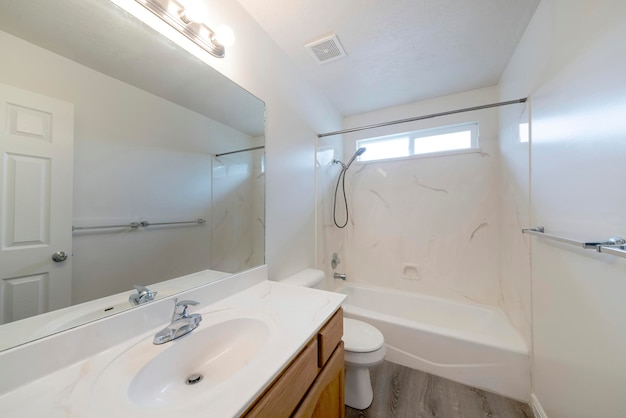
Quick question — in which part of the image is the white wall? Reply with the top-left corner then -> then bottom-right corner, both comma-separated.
332,87 -> 505,306
499,1 -> 626,416
0,30 -> 255,303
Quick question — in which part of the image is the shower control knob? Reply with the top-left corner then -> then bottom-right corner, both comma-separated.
331,253 -> 340,269
51,251 -> 68,262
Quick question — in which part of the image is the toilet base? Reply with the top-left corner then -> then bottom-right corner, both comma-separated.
344,367 -> 373,410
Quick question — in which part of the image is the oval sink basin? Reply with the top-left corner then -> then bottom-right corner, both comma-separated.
130,317 -> 269,407
92,312 -> 274,412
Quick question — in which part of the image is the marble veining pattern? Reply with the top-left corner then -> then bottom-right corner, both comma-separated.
324,87 -> 507,308
315,86 -> 530,351
344,137 -> 501,305
413,176 -> 449,194
211,148 -> 265,273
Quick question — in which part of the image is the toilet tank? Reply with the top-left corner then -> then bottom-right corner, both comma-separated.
278,268 -> 326,290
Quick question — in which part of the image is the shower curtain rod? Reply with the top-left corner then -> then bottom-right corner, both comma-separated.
317,98 -> 528,138
215,145 -> 265,157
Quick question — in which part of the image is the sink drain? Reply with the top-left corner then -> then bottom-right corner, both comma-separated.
186,373 -> 203,385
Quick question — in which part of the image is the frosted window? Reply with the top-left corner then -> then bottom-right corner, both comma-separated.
359,137 -> 410,161
413,130 -> 472,154
356,122 -> 479,163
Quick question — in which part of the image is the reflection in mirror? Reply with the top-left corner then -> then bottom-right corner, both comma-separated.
0,0 -> 265,351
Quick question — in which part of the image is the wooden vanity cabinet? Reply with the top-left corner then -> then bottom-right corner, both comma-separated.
243,308 -> 344,418
292,341 -> 344,418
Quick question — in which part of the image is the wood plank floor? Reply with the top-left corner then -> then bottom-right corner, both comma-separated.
345,361 -> 534,418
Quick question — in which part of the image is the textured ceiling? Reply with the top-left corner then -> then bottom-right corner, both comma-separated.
237,0 -> 541,116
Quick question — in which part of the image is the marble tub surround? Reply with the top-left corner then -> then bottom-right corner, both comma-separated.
315,135 -> 346,289
337,88 -> 502,306
497,102 -> 532,347
345,153 -> 499,306
342,152 -> 500,305
0,266 -> 345,418
211,147 -> 265,273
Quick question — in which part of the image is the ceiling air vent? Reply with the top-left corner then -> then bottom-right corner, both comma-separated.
305,34 -> 347,64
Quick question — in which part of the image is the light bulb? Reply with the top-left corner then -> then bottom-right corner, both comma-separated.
214,24 -> 235,47
178,0 -> 207,23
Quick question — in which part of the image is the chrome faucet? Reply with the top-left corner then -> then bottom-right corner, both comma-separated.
129,285 -> 157,306
334,272 -> 347,280
153,299 -> 202,345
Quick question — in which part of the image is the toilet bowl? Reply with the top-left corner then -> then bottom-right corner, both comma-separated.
343,317 -> 386,409
278,269 -> 386,410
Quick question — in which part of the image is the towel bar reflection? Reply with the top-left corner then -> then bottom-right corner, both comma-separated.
72,219 -> 206,231
522,226 -> 626,259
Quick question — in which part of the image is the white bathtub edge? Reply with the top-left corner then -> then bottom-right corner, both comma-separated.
531,393 -> 548,418
385,342 -> 531,402
343,303 -> 528,356
337,283 -> 531,402
336,283 -> 497,311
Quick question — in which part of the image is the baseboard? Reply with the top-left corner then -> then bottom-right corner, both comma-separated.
531,393 -> 548,418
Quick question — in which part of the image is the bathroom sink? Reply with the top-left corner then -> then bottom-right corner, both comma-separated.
92,310 -> 274,412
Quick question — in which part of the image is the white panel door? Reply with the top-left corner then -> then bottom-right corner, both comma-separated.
0,84 -> 74,324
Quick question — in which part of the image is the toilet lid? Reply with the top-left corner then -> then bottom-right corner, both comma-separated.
342,318 -> 384,353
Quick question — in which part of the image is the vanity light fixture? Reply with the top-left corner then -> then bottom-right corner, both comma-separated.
134,0 -> 233,58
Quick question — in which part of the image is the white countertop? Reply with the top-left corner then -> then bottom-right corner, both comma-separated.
0,279 -> 345,418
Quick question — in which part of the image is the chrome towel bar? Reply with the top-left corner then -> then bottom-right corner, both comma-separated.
72,219 -> 206,231
598,245 -> 626,258
522,226 -> 626,259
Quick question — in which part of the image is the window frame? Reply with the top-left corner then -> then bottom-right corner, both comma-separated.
356,121 -> 480,163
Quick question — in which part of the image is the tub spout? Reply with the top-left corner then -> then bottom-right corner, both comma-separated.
334,273 -> 347,280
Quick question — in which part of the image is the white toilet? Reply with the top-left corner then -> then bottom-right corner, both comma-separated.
279,269 -> 386,410
343,317 -> 386,409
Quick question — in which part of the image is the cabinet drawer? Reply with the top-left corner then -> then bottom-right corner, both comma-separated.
244,339 -> 319,418
293,342 -> 345,418
317,308 -> 343,367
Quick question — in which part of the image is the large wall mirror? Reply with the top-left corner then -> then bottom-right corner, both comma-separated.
0,0 -> 265,351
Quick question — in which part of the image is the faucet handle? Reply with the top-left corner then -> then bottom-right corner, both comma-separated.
129,285 -> 157,306
172,299 -> 200,319
133,285 -> 155,296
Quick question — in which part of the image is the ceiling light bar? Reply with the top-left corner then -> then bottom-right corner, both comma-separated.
134,0 -> 225,58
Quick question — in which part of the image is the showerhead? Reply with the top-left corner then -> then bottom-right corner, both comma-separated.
345,147 -> 366,170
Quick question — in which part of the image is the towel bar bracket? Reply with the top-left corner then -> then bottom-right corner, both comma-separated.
522,226 -> 626,259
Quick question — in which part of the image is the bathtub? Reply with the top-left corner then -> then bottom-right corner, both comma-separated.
335,283 -> 530,401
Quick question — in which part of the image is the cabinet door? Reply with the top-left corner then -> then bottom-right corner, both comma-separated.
293,342 -> 345,418
244,340 -> 319,418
